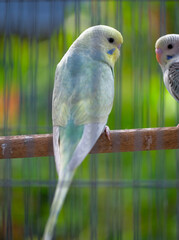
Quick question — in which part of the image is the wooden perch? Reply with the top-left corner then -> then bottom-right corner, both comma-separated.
0,127 -> 179,159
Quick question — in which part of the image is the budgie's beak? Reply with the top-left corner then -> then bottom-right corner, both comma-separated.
117,44 -> 121,50
155,48 -> 162,64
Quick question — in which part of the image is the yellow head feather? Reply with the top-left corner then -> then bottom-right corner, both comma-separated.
71,25 -> 123,68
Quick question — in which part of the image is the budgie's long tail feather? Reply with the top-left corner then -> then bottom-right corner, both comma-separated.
43,169 -> 75,240
43,122 -> 107,239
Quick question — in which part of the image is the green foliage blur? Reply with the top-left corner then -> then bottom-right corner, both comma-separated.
0,1 -> 179,239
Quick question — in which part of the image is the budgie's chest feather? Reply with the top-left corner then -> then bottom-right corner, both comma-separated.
52,50 -> 114,126
163,58 -> 179,102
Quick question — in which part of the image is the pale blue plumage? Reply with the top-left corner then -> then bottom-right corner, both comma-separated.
43,25 -> 123,239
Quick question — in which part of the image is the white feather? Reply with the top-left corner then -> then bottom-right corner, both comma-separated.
53,126 -> 60,177
68,122 -> 106,170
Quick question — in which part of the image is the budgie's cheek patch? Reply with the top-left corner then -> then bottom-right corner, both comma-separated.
107,48 -> 119,64
167,55 -> 173,60
107,48 -> 116,55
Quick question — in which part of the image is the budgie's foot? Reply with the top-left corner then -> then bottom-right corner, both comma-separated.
104,126 -> 111,141
177,124 -> 179,127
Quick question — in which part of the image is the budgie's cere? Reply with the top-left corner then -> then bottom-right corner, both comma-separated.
43,25 -> 123,240
155,34 -> 179,102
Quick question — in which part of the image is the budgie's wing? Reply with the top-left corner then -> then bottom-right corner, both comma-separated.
52,54 -> 114,127
166,61 -> 179,101
52,54 -> 114,175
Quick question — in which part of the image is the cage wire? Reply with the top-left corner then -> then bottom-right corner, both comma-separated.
0,0 -> 179,239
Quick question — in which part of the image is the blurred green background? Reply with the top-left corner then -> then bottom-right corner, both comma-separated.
0,0 -> 179,239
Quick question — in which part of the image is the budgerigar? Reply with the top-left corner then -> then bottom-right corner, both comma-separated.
155,34 -> 179,102
43,25 -> 123,240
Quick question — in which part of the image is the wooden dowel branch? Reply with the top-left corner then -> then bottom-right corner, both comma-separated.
0,127 -> 179,159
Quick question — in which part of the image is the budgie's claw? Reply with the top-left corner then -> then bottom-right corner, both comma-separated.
177,124 -> 179,127
104,126 -> 111,141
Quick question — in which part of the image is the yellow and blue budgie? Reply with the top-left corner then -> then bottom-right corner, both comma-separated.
43,25 -> 123,240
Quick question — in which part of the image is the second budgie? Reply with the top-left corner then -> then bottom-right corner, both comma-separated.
43,25 -> 123,240
155,34 -> 179,102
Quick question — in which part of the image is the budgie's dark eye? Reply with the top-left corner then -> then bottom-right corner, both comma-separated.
168,44 -> 173,49
108,38 -> 114,43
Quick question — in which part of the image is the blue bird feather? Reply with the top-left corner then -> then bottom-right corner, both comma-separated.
107,48 -> 116,55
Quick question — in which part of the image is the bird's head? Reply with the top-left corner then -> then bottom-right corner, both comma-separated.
155,34 -> 179,70
73,25 -> 123,68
